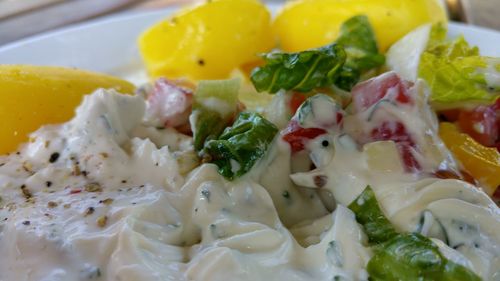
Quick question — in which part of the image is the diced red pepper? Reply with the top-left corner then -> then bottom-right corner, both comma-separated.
351,72 -> 413,113
282,120 -> 327,153
370,121 -> 421,172
351,72 -> 420,172
289,92 -> 308,115
458,105 -> 498,147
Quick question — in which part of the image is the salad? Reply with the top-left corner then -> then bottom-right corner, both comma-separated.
0,0 -> 499,280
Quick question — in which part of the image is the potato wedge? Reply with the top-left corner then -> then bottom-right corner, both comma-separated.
0,65 -> 134,155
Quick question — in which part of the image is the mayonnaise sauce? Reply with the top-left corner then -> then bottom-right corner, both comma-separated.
0,86 -> 498,281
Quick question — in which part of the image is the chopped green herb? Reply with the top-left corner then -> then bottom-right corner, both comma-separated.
282,190 -> 290,199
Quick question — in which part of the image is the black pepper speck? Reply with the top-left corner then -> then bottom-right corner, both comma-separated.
49,152 -> 60,163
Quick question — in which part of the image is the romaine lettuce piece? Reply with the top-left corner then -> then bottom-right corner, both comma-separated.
195,78 -> 239,106
335,15 -> 385,90
251,15 -> 385,93
191,109 -> 226,151
349,186 -> 480,281
420,38 -> 500,105
203,112 -> 278,180
387,24 -> 500,107
367,233 -> 480,281
190,78 -> 240,151
347,186 -> 398,244
250,43 -> 346,93
386,23 -> 447,82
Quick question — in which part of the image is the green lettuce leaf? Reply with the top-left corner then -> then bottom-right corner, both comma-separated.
195,78 -> 240,106
335,15 -> 385,90
419,30 -> 500,106
349,186 -> 480,281
191,109 -> 226,151
367,233 -> 480,281
250,15 -> 384,93
250,43 -> 346,93
427,23 -> 447,50
347,186 -> 398,244
191,78 -> 240,151
203,112 -> 278,180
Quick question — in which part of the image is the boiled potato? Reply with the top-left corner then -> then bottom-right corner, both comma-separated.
0,65 -> 135,155
138,0 -> 274,80
273,0 -> 447,52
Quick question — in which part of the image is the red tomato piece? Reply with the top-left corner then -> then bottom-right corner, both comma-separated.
438,109 -> 461,122
147,78 -> 193,128
370,121 -> 421,172
458,105 -> 498,147
336,112 -> 343,124
492,98 -> 500,111
289,92 -> 308,115
282,120 -> 327,153
351,72 -> 413,113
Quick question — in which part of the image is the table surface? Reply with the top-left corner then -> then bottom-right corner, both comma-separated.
465,0 -> 499,30
0,0 -> 499,47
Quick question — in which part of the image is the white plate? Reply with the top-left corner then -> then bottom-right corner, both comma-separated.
0,4 -> 499,84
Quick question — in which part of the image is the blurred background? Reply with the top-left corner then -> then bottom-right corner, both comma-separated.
0,0 -> 498,46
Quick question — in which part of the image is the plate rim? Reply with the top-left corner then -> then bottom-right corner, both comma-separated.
0,8 -> 176,52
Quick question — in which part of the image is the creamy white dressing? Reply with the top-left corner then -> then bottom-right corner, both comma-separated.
289,81 -> 500,280
0,84 -> 499,281
0,90 -> 358,281
482,57 -> 500,88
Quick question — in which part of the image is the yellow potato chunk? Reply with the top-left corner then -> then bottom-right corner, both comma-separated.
138,0 -> 274,80
0,65 -> 135,155
273,0 -> 447,52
